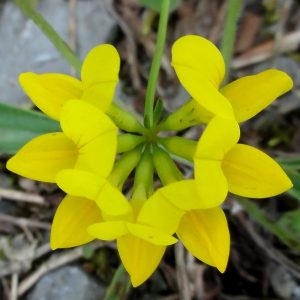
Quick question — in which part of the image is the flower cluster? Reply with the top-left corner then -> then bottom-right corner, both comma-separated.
7,35 -> 293,287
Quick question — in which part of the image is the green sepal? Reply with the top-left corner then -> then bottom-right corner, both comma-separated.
107,103 -> 145,133
159,136 -> 196,161
108,145 -> 143,189
117,134 -> 145,153
158,99 -> 202,131
153,145 -> 183,185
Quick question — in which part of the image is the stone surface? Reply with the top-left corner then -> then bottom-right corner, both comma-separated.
270,265 -> 300,300
28,266 -> 105,300
0,0 -> 116,107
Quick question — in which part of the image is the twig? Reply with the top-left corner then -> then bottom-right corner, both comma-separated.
10,273 -> 18,300
175,243 -> 191,300
0,213 -> 50,230
209,1 -> 227,43
236,212 -> 300,280
34,243 -> 51,260
0,243 -> 53,277
1,278 -> 10,300
105,0 -> 141,91
0,188 -> 46,205
232,30 -> 300,69
17,241 -> 106,296
272,0 -> 293,61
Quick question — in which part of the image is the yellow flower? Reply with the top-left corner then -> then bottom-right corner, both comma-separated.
54,169 -> 177,287
137,180 -> 230,273
19,45 -> 120,120
172,35 -> 293,122
6,100 -> 117,182
194,116 -> 293,201
51,169 -> 132,249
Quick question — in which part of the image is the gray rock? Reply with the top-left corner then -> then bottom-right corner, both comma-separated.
0,0 -> 116,107
270,264 -> 300,300
28,266 -> 105,300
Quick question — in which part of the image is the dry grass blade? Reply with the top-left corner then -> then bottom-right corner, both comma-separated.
0,188 -> 46,205
17,241 -> 107,296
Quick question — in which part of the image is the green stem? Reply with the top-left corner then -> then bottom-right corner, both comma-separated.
117,134 -> 145,153
103,265 -> 131,300
153,146 -> 183,185
15,0 -> 81,72
159,137 -> 196,161
236,197 -> 300,252
107,103 -> 145,133
144,0 -> 170,129
220,0 -> 242,84
108,145 -> 143,189
132,147 -> 154,200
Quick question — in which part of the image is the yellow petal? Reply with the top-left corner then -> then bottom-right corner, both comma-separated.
177,207 -> 230,273
88,221 -> 128,240
191,99 -> 214,123
6,133 -> 77,182
221,69 -> 294,122
19,72 -> 83,121
81,83 -> 118,112
96,181 -> 132,217
172,35 -> 234,119
158,179 -> 224,210
81,44 -> 120,87
194,116 -> 240,161
137,190 -> 185,235
222,144 -> 293,198
51,195 -> 102,249
172,35 -> 225,87
60,100 -> 118,177
127,223 -> 177,245
80,45 -> 119,111
194,160 -> 228,207
56,169 -> 105,200
117,235 -> 166,287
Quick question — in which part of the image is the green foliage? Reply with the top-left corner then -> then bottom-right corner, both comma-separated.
15,0 -> 81,72
285,168 -> 300,202
278,159 -> 300,202
236,197 -> 300,252
153,99 -> 164,126
139,0 -> 180,12
0,102 -> 59,155
278,209 -> 300,242
103,265 -> 131,300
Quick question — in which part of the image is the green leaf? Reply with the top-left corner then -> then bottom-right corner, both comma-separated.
139,0 -> 181,12
103,265 -> 131,300
236,197 -> 300,252
153,99 -> 164,126
14,0 -> 81,71
278,209 -> 300,242
277,157 -> 300,170
0,102 -> 59,155
82,244 -> 95,259
280,166 -> 300,202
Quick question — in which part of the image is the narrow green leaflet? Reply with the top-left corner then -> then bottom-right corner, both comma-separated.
139,0 -> 180,12
277,157 -> 300,170
0,102 -> 59,155
280,166 -> 300,202
103,265 -> 131,300
278,209 -> 300,243
153,99 -> 164,126
15,0 -> 81,72
236,197 -> 300,252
